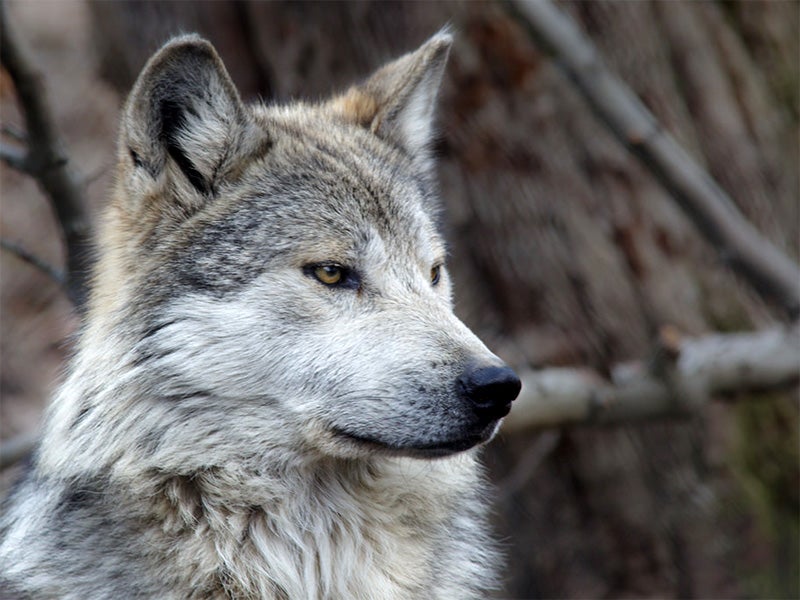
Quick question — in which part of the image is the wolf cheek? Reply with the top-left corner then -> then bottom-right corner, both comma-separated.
290,300 -> 522,459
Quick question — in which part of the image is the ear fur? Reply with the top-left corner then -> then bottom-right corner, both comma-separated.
330,31 -> 452,164
122,35 -> 265,198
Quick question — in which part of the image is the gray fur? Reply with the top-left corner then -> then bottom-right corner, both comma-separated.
1,32 -> 518,599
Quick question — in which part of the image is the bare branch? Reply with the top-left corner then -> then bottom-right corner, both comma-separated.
1,123 -> 27,143
0,139 -> 29,172
1,237 -> 65,286
507,0 -> 800,319
79,162 -> 110,189
0,1 -> 91,308
503,326 -> 800,433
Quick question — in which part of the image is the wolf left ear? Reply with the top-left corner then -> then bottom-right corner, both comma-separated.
330,32 -> 452,165
122,35 -> 266,198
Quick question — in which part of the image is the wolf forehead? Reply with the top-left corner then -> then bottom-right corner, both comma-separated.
208,107 -> 441,247
154,113 -> 444,295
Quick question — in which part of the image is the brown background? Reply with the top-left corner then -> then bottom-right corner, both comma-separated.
1,1 -> 798,598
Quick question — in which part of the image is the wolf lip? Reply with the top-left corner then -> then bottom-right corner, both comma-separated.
333,422 -> 498,458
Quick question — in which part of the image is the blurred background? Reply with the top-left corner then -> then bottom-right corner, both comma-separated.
1,1 -> 797,598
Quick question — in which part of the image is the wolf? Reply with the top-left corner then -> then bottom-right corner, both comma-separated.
0,32 -> 520,599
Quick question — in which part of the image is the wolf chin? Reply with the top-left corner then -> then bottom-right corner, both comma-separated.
0,32 -> 521,599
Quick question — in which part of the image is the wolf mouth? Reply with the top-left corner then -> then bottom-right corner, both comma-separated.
332,424 -> 498,458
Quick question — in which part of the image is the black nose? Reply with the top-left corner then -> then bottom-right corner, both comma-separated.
458,365 -> 521,420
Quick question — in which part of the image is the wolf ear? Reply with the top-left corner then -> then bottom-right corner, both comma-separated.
330,31 -> 452,165
122,35 -> 264,198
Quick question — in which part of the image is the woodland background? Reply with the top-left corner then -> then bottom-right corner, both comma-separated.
1,1 -> 798,598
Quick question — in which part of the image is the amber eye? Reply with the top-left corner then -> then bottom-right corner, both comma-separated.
304,263 -> 360,290
314,265 -> 344,285
431,264 -> 442,286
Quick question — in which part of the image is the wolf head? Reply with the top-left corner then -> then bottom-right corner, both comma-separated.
89,33 -> 520,462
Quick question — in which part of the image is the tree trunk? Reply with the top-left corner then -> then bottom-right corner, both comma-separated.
89,1 -> 799,597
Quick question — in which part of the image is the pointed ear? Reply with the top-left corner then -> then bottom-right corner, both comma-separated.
121,35 -> 267,198
329,31 -> 452,164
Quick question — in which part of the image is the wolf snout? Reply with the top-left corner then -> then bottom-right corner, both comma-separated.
458,364 -> 521,420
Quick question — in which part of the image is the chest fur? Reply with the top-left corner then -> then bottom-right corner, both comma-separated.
145,465 -> 467,600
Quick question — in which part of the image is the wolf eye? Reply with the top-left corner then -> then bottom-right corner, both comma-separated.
304,263 -> 360,289
431,264 -> 442,286
314,265 -> 344,285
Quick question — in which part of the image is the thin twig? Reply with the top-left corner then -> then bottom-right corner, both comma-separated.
506,0 -> 800,319
0,0 -> 91,309
0,139 -> 30,172
1,238 -> 65,286
1,122 -> 27,143
79,162 -> 110,189
0,431 -> 38,470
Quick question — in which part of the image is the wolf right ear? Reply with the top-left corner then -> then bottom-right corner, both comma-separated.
122,35 -> 266,199
329,32 -> 452,169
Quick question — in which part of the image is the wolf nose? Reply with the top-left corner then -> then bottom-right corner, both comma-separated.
458,365 -> 521,420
